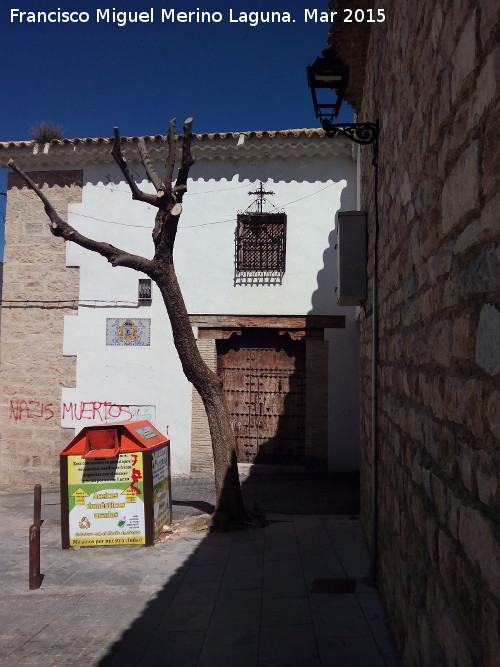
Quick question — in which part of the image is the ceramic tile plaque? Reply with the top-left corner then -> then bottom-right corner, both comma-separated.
106,318 -> 151,346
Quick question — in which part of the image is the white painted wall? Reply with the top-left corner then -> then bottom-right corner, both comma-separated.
62,145 -> 360,473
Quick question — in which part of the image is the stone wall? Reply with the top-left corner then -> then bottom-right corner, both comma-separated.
357,1 -> 499,664
0,171 -> 81,490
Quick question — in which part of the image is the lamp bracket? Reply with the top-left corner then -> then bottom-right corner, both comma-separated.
323,120 -> 379,167
322,121 -> 378,145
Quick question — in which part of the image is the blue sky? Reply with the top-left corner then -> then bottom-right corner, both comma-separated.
0,1 -> 354,258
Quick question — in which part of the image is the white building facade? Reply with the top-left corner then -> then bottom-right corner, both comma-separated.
0,128 -> 360,488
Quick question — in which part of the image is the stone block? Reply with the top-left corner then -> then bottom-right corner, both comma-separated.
481,599 -> 500,667
460,244 -> 500,294
486,390 -> 500,439
482,104 -> 500,198
411,489 -> 426,548
441,141 -> 480,234
457,445 -> 474,493
465,379 -> 485,438
430,2 -> 444,49
425,515 -> 438,563
443,275 -> 460,309
24,222 -> 44,235
479,0 -> 500,49
458,505 -> 500,598
431,474 -> 447,525
437,529 -> 456,594
436,612 -> 474,667
433,378 -> 445,421
431,319 -> 453,367
418,612 -> 444,666
468,45 -> 499,130
451,10 -> 476,101
447,491 -> 461,540
410,452 -> 423,486
475,303 -> 500,376
452,311 -> 474,360
421,466 -> 432,501
435,71 -> 453,146
418,373 -> 431,407
476,452 -> 499,507
423,417 -> 440,460
453,193 -> 500,255
399,170 -> 412,205
454,554 -> 482,647
427,250 -> 452,281
410,225 -> 423,270
418,289 -> 433,322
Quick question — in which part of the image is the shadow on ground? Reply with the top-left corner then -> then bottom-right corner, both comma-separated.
172,500 -> 216,514
94,471 -> 396,667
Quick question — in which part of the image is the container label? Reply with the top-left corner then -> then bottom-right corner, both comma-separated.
135,426 -> 158,441
67,452 -> 146,546
152,445 -> 171,537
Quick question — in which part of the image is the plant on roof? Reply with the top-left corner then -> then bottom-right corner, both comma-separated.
29,121 -> 64,144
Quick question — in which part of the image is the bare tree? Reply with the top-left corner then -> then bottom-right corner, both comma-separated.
9,119 -> 246,528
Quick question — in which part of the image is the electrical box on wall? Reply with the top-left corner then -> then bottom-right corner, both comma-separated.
336,211 -> 367,306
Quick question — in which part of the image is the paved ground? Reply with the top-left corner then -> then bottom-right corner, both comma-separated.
0,472 -> 400,666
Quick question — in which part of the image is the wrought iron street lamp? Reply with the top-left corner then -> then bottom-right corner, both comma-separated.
306,47 -> 378,151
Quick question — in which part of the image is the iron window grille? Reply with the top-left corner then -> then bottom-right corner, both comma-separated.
236,212 -> 287,273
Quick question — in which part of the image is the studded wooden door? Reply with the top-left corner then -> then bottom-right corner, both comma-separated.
217,331 -> 305,465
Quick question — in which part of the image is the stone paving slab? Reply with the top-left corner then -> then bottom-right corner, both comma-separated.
0,473 -> 399,666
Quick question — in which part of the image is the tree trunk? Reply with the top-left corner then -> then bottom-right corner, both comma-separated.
153,261 -> 246,528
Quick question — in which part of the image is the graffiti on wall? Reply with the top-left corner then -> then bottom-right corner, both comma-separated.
9,399 -> 155,425
61,402 -> 156,424
9,399 -> 55,421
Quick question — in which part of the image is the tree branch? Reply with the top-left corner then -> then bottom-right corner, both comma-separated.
8,160 -> 154,274
175,118 -> 195,203
111,127 -> 158,206
138,138 -> 164,196
162,119 -> 177,194
151,118 -> 195,253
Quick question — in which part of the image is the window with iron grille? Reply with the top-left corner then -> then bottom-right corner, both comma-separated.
138,278 -> 152,302
236,212 -> 287,273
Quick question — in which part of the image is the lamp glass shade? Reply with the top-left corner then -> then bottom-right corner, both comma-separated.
307,50 -> 349,121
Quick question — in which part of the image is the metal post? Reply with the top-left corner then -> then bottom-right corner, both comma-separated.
29,524 -> 41,590
34,484 -> 42,527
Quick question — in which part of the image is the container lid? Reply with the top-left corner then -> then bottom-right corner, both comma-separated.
60,420 -> 169,457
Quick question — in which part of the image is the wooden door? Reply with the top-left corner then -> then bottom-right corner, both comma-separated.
217,331 -> 305,464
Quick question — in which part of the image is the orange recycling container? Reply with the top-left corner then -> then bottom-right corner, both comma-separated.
59,421 -> 171,548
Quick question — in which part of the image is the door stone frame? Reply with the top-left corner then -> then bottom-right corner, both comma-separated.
189,315 -> 345,473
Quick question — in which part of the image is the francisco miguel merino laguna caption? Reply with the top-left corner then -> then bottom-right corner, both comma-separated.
10,7 -> 387,27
